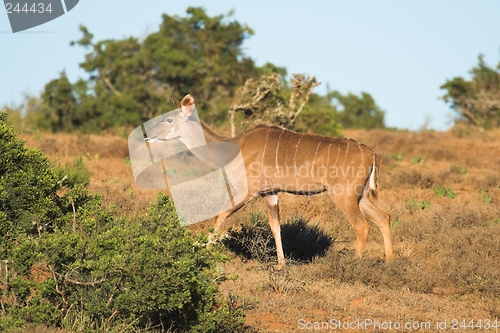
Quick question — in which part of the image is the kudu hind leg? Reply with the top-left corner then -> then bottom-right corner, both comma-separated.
330,194 -> 370,258
262,194 -> 285,268
359,197 -> 393,261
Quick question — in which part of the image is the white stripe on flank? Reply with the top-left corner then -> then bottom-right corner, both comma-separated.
275,128 -> 285,172
326,142 -> 332,167
358,141 -> 364,162
284,135 -> 289,167
261,131 -> 270,169
344,138 -> 351,164
332,138 -> 342,168
311,136 -> 325,177
293,133 -> 305,171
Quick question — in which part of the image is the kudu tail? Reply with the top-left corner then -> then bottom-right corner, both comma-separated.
359,153 -> 393,261
364,154 -> 380,202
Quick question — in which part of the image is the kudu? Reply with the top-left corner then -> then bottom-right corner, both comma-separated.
146,94 -> 393,266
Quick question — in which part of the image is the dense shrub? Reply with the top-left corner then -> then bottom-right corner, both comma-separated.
53,155 -> 90,188
0,113 -> 244,332
0,112 -> 63,255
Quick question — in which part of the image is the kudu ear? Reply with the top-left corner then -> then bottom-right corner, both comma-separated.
180,94 -> 195,118
171,96 -> 181,110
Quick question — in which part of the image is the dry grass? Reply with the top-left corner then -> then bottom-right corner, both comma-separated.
19,127 -> 500,332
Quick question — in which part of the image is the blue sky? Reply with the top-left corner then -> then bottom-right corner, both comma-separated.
1,0 -> 499,131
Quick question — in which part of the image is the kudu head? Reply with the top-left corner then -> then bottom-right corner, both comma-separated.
145,94 -> 205,148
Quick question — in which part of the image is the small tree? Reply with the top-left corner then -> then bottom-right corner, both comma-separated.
441,54 -> 500,129
3,94 -> 45,134
41,71 -> 81,132
229,73 -> 321,136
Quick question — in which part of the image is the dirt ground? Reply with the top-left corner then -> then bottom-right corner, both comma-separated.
20,126 -> 500,332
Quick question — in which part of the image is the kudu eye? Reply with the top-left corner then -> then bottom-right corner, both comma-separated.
160,117 -> 173,124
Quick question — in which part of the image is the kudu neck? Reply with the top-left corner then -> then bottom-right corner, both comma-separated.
178,120 -> 229,167
199,121 -> 228,143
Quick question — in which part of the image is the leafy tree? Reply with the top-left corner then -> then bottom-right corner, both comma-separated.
41,71 -> 80,132
4,94 -> 47,133
441,54 -> 500,129
140,7 -> 259,113
295,92 -> 342,136
9,7 -> 386,134
70,26 -> 157,128
328,90 -> 386,129
39,7 -> 263,133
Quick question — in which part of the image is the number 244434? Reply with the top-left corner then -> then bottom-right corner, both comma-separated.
5,3 -> 54,14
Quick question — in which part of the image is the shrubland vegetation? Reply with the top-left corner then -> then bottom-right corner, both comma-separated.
0,113 -> 243,331
7,124 -> 498,332
2,6 -> 500,332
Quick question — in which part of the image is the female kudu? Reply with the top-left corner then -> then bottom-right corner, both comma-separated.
145,94 -> 393,267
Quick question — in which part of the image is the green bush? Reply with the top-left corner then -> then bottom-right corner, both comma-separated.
434,185 -> 455,199
0,113 -> 244,332
53,155 -> 90,187
479,187 -> 493,204
7,194 -> 243,332
0,112 -> 63,255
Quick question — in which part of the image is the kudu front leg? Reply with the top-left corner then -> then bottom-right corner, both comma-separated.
208,210 -> 233,244
262,194 -> 285,268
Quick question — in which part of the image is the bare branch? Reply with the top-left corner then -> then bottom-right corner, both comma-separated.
49,265 -> 68,307
287,74 -> 320,125
99,69 -> 122,96
71,201 -> 76,233
64,277 -> 105,286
